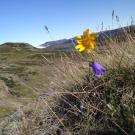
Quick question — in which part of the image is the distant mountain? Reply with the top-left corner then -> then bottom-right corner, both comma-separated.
1,25 -> 135,53
40,25 -> 135,51
40,38 -> 75,51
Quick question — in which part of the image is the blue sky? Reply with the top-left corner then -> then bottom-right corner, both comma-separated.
0,0 -> 135,46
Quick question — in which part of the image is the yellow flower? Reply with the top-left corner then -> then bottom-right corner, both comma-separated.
75,29 -> 97,53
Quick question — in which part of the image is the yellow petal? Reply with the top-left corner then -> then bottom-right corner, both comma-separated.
83,29 -> 89,34
75,36 -> 82,39
87,44 -> 94,50
91,41 -> 96,48
79,46 -> 85,52
75,44 -> 83,49
75,44 -> 85,52
76,40 -> 82,44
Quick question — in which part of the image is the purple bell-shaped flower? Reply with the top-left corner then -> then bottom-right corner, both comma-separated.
90,61 -> 106,77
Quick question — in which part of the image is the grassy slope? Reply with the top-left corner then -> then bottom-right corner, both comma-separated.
0,43 -> 66,119
0,33 -> 135,135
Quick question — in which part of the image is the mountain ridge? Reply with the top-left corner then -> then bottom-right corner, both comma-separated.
1,25 -> 135,52
40,25 -> 135,51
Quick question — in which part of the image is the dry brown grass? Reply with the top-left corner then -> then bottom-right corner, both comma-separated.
1,27 -> 135,135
